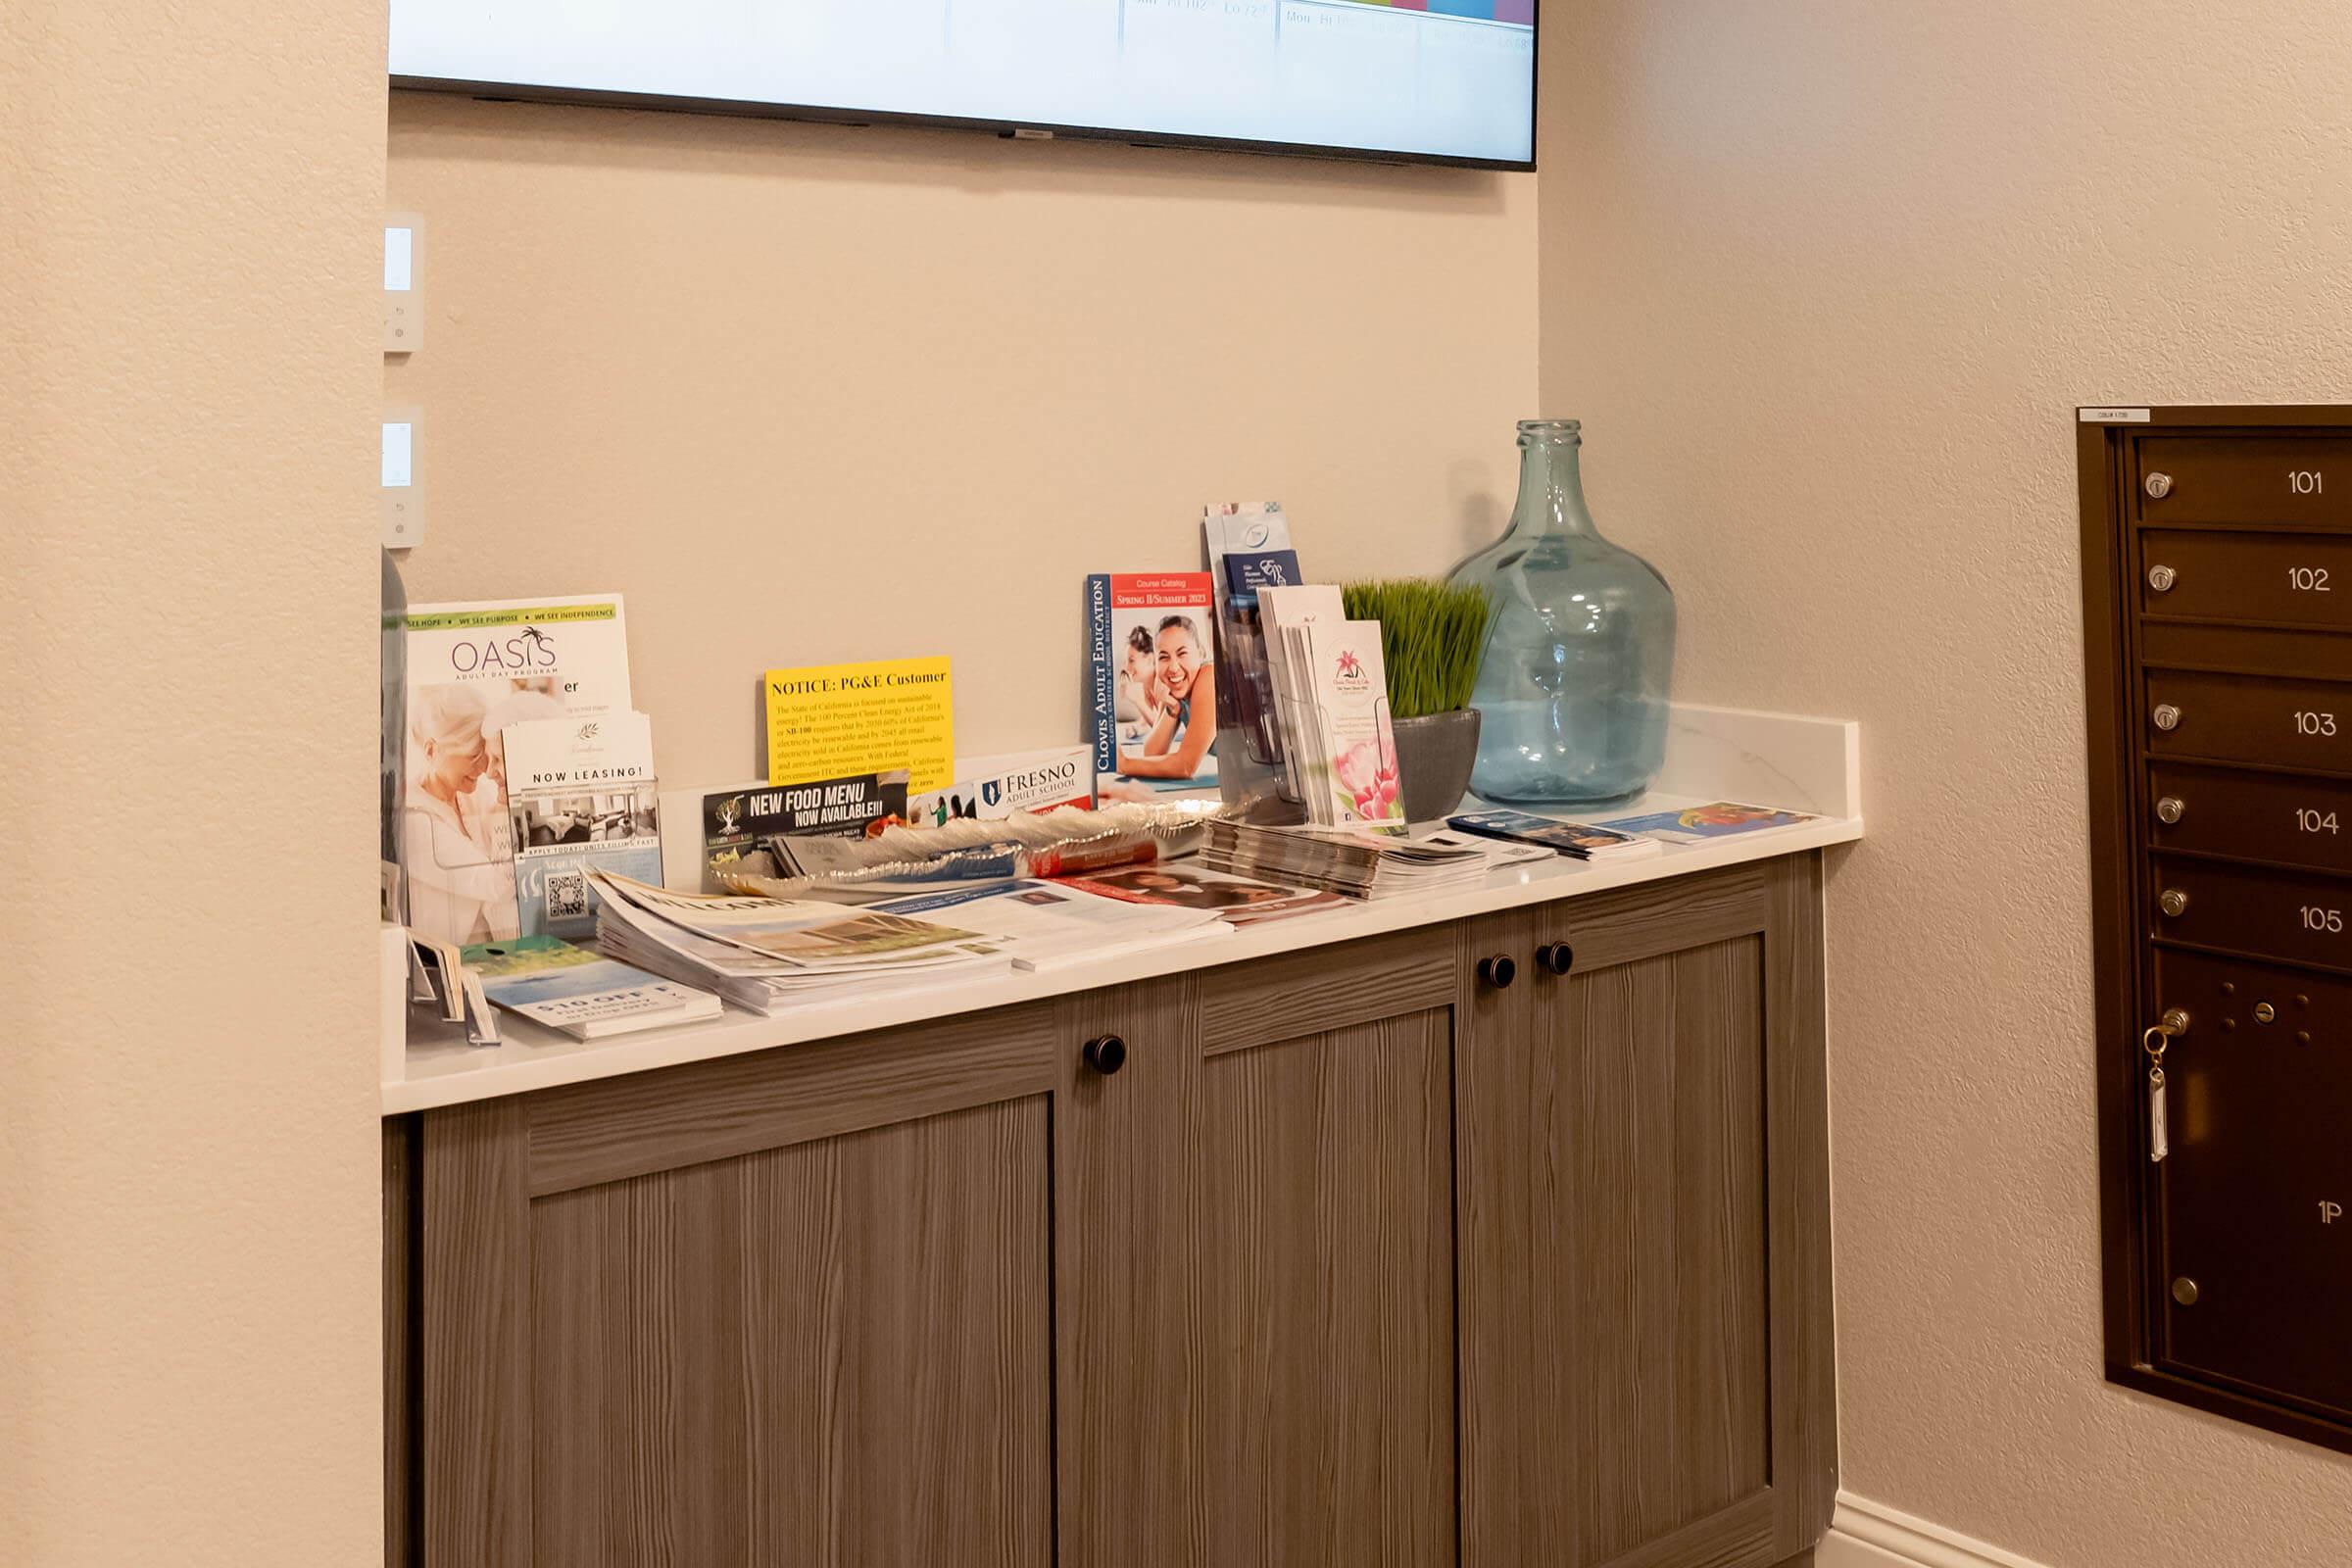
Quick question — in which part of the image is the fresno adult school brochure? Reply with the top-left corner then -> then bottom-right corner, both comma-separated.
398,595 -> 634,949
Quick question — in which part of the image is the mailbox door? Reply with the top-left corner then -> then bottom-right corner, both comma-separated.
2148,951 -> 2352,1419
2139,437 -> 2352,527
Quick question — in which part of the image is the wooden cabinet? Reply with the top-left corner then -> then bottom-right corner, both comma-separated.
388,857 -> 1836,1567
1055,930 -> 1465,1568
409,1007 -> 1060,1567
1457,858 -> 1834,1568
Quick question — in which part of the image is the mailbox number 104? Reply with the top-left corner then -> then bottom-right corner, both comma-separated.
2298,808 -> 2340,835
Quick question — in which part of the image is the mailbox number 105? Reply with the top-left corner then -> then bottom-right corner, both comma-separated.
2304,906 -> 2345,933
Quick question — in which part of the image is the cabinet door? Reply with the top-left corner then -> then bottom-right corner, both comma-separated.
1057,930 -> 1466,1568
1457,857 -> 1836,1568
416,1007 -> 1059,1568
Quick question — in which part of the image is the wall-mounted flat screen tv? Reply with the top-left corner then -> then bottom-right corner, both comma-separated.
389,0 -> 1539,171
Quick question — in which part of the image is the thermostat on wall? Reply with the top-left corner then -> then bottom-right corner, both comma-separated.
382,409 -> 421,549
384,214 -> 423,354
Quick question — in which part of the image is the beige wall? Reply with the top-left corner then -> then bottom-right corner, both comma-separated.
0,3 -> 386,1564
1540,4 -> 2352,1563
386,96 -> 1538,784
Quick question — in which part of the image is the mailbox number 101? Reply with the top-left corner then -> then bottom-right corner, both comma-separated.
2291,470 -> 2326,495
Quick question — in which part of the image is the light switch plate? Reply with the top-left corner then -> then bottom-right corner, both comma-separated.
384,213 -> 423,354
382,408 -> 421,549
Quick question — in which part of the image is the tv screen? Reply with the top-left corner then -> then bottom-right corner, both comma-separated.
390,0 -> 1538,171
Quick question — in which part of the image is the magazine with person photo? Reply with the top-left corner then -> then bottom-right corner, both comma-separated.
1085,572 -> 1219,800
397,595 -> 633,947
1059,862 -> 1346,927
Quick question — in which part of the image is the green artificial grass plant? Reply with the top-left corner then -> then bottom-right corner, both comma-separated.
1340,577 -> 1493,721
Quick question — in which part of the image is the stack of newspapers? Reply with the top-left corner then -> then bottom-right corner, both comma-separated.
591,871 -> 1015,1013
1199,819 -> 1494,901
590,870 -> 1221,1012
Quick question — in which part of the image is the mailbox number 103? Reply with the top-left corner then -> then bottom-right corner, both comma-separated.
2297,710 -> 2338,736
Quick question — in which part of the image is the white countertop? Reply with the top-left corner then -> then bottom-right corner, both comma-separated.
385,705 -> 1863,1115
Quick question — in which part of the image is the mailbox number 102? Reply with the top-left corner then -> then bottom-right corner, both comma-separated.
2289,566 -> 2331,592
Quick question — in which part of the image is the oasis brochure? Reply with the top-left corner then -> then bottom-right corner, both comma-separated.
398,595 -> 633,948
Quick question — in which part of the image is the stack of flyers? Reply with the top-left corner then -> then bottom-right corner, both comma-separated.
1200,819 -> 1491,899
1058,862 -> 1348,928
588,870 -> 1016,1014
866,879 -> 1227,972
461,935 -> 721,1041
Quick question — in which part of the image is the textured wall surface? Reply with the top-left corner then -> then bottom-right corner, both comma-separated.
0,3 -> 386,1563
385,96 -> 1538,783
1539,4 -> 2352,1563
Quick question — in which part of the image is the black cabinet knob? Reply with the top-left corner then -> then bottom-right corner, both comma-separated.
1536,943 -> 1575,976
1477,955 -> 1517,991
1083,1034 -> 1128,1076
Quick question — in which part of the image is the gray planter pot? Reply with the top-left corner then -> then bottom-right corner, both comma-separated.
1392,708 -> 1483,824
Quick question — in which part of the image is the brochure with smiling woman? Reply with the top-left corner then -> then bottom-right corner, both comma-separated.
1084,571 -> 1219,797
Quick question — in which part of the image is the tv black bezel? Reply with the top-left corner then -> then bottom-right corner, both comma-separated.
390,2 -> 1540,174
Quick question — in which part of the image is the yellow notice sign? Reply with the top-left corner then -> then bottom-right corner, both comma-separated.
763,656 -> 956,791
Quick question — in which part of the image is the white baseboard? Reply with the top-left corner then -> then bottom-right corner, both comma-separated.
1816,1493 -> 2053,1568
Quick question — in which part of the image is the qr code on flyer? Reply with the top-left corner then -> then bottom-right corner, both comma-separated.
545,871 -> 589,922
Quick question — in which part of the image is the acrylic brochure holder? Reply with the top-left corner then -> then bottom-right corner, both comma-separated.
393,801 -> 509,1047
1205,503 -> 1307,825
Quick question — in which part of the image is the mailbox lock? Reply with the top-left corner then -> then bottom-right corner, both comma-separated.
2147,564 -> 2178,593
2255,1002 -> 2278,1024
2146,471 -> 2176,500
2159,889 -> 2189,917
2172,1277 -> 2200,1306
2156,796 -> 2185,824
2152,704 -> 2181,731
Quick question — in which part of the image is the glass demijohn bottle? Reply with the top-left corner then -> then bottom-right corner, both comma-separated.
1448,419 -> 1677,805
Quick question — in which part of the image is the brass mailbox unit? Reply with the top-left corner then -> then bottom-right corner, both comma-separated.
2082,405 -> 2352,1453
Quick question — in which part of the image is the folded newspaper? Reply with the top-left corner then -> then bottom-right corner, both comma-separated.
589,868 -> 1226,1010
590,870 -> 1015,1014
